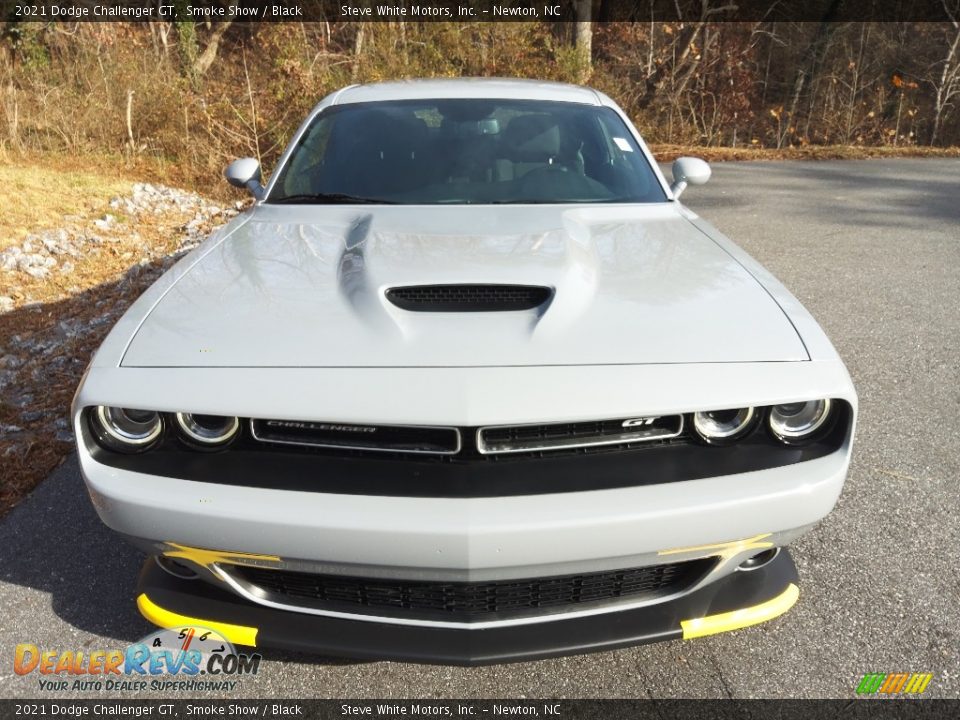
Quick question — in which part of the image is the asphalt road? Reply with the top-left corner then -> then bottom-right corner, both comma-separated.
1,159 -> 958,699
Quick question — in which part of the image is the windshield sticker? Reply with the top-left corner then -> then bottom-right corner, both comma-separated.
613,137 -> 633,152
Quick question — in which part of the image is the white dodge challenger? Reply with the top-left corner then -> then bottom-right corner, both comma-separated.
73,79 -> 856,664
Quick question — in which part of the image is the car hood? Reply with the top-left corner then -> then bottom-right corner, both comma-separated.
121,204 -> 807,368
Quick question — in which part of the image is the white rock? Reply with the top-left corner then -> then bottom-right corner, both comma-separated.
24,266 -> 50,279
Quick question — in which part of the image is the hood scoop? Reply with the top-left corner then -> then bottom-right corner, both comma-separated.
385,284 -> 553,312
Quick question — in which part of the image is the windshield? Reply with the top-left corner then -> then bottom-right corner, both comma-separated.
267,99 -> 667,205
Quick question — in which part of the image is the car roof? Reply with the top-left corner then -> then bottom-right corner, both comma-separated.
333,78 -> 605,106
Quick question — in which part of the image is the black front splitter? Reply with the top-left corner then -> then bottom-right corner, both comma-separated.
136,550 -> 798,666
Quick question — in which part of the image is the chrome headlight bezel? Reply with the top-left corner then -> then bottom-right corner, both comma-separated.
691,407 -> 758,446
91,406 -> 163,453
768,399 -> 834,444
174,412 -> 240,447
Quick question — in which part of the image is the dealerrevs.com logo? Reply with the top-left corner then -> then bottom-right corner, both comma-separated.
15,625 -> 261,693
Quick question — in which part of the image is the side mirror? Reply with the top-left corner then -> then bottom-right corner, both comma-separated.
670,157 -> 711,199
225,157 -> 265,200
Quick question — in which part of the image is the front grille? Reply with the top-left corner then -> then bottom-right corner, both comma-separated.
250,419 -> 460,455
247,415 -> 685,459
385,284 -> 552,312
478,415 -> 684,455
234,558 -> 714,621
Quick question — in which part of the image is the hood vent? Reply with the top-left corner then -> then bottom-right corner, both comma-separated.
385,284 -> 552,312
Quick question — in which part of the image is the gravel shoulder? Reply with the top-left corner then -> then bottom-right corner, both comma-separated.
0,159 -> 957,699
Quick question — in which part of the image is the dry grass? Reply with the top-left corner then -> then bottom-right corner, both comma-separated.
649,144 -> 960,162
0,162 -> 135,252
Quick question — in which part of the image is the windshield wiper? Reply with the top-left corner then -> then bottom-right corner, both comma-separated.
268,192 -> 397,205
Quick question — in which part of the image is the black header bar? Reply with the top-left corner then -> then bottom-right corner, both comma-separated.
3,0 -> 958,23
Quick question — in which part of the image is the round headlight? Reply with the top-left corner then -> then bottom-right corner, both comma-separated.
769,399 -> 833,443
692,407 -> 756,444
92,406 -> 162,452
175,413 -> 240,447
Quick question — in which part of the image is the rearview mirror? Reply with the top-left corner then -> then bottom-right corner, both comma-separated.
225,157 -> 265,200
670,157 -> 711,199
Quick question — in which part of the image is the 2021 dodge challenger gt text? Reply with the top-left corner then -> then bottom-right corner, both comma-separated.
73,79 -> 857,664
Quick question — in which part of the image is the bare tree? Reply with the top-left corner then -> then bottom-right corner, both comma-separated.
574,0 -> 593,81
636,0 -> 736,110
781,0 -> 844,148
351,25 -> 365,82
928,1 -> 960,144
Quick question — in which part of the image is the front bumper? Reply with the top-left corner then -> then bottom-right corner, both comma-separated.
137,549 -> 800,665
80,441 -> 849,582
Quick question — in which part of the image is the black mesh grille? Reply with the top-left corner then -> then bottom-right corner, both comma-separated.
251,419 -> 460,455
385,284 -> 552,312
234,558 -> 714,620
478,415 -> 683,455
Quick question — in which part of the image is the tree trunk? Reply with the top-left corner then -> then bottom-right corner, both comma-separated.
575,0 -> 593,82
193,11 -> 237,77
930,22 -> 960,145
783,0 -> 844,146
637,22 -> 704,110
351,26 -> 365,82
125,89 -> 135,152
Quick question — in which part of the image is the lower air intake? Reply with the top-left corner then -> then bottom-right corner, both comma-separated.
233,558 -> 715,621
385,284 -> 552,312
